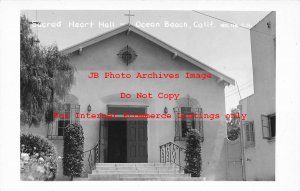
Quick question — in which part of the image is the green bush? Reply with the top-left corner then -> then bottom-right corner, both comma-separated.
20,133 -> 57,180
184,129 -> 202,177
63,123 -> 84,180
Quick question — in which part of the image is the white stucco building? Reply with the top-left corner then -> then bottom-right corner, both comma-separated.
239,11 -> 276,180
22,24 -> 235,180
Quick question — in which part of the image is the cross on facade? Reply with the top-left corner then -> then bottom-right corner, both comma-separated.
124,10 -> 135,25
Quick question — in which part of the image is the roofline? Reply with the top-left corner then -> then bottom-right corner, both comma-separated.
250,11 -> 274,30
60,24 -> 235,85
60,24 -> 129,54
239,93 -> 254,103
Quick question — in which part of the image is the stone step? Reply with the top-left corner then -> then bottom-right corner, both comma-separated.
95,166 -> 181,171
88,177 -> 204,181
96,163 -> 179,167
81,163 -> 204,181
92,170 -> 184,174
94,170 -> 183,174
74,177 -> 205,181
89,173 -> 190,179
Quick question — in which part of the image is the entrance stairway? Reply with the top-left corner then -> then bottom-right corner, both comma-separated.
75,163 -> 205,181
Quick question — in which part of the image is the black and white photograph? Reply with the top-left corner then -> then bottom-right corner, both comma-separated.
0,1 -> 299,191
19,10 -> 275,181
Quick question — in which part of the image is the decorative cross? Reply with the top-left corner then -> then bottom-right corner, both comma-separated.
124,10 -> 135,25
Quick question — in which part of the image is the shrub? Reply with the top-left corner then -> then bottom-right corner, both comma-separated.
63,123 -> 84,180
20,133 -> 57,180
184,129 -> 202,177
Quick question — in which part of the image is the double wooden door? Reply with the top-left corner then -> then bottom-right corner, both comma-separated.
100,118 -> 148,163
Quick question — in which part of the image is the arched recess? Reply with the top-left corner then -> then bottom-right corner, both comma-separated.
47,94 -> 80,139
173,94 -> 204,142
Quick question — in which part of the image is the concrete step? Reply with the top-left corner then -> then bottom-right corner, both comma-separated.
95,166 -> 181,171
89,173 -> 190,179
92,170 -> 184,174
81,163 -> 204,181
94,163 -> 182,172
96,163 -> 178,167
88,177 -> 204,181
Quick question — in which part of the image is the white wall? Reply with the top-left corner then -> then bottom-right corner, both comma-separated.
240,11 -> 276,180
21,29 -> 230,180
69,31 -> 229,180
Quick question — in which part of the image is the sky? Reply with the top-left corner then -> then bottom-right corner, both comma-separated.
22,10 -> 270,112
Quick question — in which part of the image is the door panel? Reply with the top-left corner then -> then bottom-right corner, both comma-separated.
107,120 -> 127,163
225,139 -> 243,180
99,117 -> 108,163
127,120 -> 147,163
